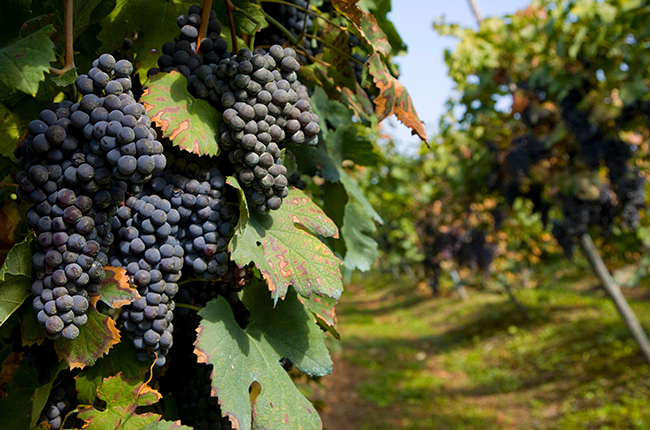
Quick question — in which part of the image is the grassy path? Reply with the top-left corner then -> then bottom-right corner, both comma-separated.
309,269 -> 650,429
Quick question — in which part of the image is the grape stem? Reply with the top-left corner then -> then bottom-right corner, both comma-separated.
177,277 -> 209,286
0,182 -> 19,188
175,303 -> 203,312
49,0 -> 75,76
230,5 -> 262,50
304,33 -> 365,65
259,0 -> 347,31
196,0 -> 214,53
224,0 -> 238,53
297,0 -> 311,45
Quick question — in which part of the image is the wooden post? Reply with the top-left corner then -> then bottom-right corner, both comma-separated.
580,233 -> 650,364
450,269 -> 469,301
468,0 -> 484,25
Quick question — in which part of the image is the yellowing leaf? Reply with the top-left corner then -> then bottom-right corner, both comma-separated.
331,0 -> 363,26
367,53 -> 427,141
141,72 -> 222,156
229,185 -> 343,303
77,373 -> 190,430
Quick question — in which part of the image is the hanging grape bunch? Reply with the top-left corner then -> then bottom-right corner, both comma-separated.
152,5 -> 321,213
13,54 -> 156,341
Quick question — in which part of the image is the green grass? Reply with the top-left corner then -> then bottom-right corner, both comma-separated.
315,262 -> 650,430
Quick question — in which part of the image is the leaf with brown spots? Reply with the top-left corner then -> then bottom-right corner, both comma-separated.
98,266 -> 139,309
331,0 -> 363,26
322,28 -> 357,91
53,296 -> 120,370
141,72 -> 222,156
229,185 -> 343,303
194,279 -> 331,430
77,373 -> 190,430
358,11 -> 391,57
297,294 -> 340,340
367,53 -> 427,141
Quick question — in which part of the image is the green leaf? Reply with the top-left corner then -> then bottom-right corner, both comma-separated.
213,0 -> 268,36
194,279 -> 331,430
74,0 -> 117,40
310,87 -> 354,138
141,72 -> 222,156
229,187 -> 343,302
0,25 -> 56,96
327,123 -> 380,167
340,200 -> 378,271
49,67 -> 77,87
30,361 -> 67,428
75,341 -> 152,405
98,0 -> 196,81
0,354 -> 43,429
77,373 -> 188,430
0,234 -> 33,328
53,300 -> 121,370
98,266 -> 140,309
226,176 -> 249,234
296,293 -> 340,340
0,352 -> 64,430
323,28 -> 357,91
0,102 -> 31,160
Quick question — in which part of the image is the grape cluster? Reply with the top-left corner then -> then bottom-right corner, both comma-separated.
255,0 -> 323,64
552,190 -> 618,257
504,134 -> 546,179
13,55 -> 166,340
149,4 -> 228,78
150,152 -> 235,280
110,194 -> 182,366
191,46 -> 319,211
175,263 -> 253,327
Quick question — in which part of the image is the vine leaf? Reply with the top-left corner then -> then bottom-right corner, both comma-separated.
297,294 -> 340,340
0,352 -> 65,429
0,25 -> 56,96
53,267 -> 137,370
213,0 -> 268,36
358,12 -> 391,57
194,279 -> 332,430
98,266 -> 139,308
229,185 -> 343,302
367,53 -> 427,141
331,0 -> 363,26
339,200 -> 378,272
77,373 -> 190,430
323,28 -> 357,91
75,341 -> 151,405
141,71 -> 222,156
0,234 -> 33,328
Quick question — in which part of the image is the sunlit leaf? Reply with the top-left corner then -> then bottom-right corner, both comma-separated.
141,72 -> 222,156
194,279 -> 331,430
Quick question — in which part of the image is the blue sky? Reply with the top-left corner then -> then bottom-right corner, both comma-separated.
383,0 -> 531,154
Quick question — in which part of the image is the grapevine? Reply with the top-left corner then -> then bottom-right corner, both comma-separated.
0,0 -> 424,429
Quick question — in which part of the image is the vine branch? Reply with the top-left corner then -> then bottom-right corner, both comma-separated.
0,182 -> 18,188
225,0 -> 238,53
261,8 -> 297,44
297,0 -> 311,45
196,0 -> 214,53
50,0 -> 75,76
175,303 -> 203,312
259,0 -> 346,30
304,34 -> 364,65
